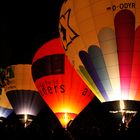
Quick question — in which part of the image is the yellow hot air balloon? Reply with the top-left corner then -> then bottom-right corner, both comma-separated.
5,64 -> 45,128
0,68 -> 13,122
59,0 -> 140,130
0,88 -> 13,122
32,38 -> 94,129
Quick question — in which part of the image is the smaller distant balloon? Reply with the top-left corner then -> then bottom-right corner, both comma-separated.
5,64 -> 45,127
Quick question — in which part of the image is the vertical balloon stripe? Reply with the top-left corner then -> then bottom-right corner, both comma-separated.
115,10 -> 135,99
64,56 -> 73,112
79,51 -> 109,100
63,56 -> 79,112
88,46 -> 112,99
130,26 -> 140,100
79,66 -> 105,102
98,27 -> 121,100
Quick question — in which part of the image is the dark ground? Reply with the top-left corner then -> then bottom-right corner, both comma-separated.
1,97 -> 140,139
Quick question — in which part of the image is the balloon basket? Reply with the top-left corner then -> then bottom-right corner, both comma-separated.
18,114 -> 35,128
103,100 -> 140,131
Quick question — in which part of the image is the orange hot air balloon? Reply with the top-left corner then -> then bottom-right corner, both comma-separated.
59,0 -> 140,130
5,64 -> 45,128
32,38 -> 94,129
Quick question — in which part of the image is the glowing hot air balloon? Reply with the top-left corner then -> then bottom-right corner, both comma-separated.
0,68 -> 13,122
59,0 -> 140,130
32,38 -> 94,129
5,64 -> 45,128
0,88 -> 13,122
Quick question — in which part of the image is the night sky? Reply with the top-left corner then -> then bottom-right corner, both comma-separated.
0,0 -> 63,67
1,0 -> 140,139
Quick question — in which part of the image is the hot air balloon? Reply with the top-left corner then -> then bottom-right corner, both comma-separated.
0,68 -> 13,122
0,88 -> 13,122
32,37 -> 94,129
59,0 -> 140,130
5,64 -> 45,128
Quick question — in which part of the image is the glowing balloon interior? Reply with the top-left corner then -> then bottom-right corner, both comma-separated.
5,64 -> 45,127
59,0 -> 140,130
32,38 -> 94,129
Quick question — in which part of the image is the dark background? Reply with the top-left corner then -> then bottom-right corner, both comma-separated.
1,0 -> 140,139
0,0 -> 63,67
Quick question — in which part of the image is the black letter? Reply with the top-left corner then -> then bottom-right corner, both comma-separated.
40,83 -> 47,95
132,3 -> 135,8
54,85 -> 58,93
60,84 -> 65,93
47,86 -> 53,94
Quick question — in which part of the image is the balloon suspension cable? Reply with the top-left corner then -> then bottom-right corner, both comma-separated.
63,128 -> 75,140
18,114 -> 33,128
63,120 -> 75,140
109,100 -> 137,131
110,109 -> 137,131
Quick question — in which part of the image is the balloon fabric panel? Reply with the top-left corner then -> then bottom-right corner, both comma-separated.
59,0 -> 140,102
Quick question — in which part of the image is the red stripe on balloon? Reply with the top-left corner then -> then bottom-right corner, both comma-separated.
132,26 -> 140,100
114,10 -> 135,98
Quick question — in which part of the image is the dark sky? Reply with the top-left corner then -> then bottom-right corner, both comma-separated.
0,0 -> 64,67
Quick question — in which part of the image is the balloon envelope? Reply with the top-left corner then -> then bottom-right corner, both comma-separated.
5,64 -> 45,127
59,0 -> 140,103
0,88 -> 13,119
32,38 -> 94,128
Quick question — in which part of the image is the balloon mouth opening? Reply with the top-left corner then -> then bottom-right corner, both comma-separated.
17,114 -> 36,128
55,112 -> 77,129
103,100 -> 140,111
103,100 -> 140,131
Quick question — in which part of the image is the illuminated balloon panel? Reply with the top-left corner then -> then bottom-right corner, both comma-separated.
32,38 -> 94,128
59,0 -> 140,102
0,88 -> 13,118
5,64 -> 45,127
